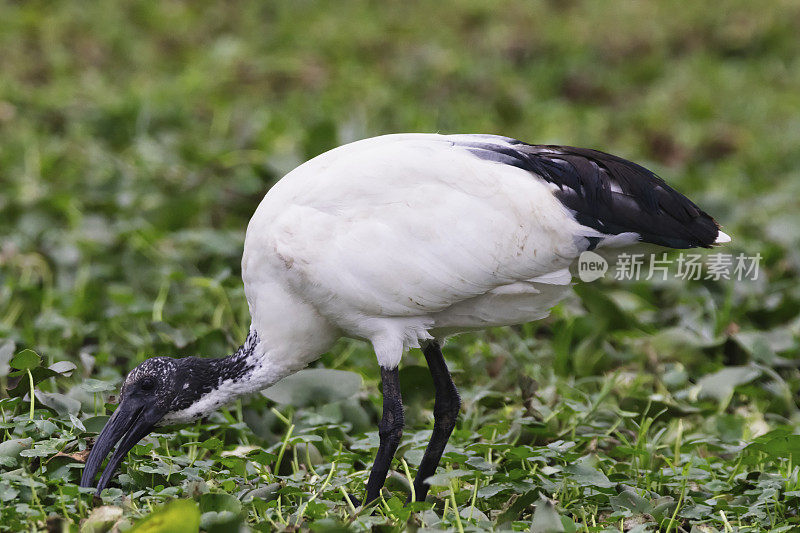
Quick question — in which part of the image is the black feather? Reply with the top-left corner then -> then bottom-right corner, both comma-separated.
459,138 -> 722,249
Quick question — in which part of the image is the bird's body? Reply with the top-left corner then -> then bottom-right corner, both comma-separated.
244,134 -> 589,366
81,133 -> 729,501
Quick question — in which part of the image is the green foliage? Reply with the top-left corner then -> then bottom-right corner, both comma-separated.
1,0 -> 800,531
130,500 -> 201,533
262,369 -> 363,407
9,350 -> 41,371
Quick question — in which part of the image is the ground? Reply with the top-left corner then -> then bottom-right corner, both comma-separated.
1,1 -> 800,531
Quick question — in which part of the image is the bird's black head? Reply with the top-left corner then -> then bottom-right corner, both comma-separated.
80,356 -> 220,492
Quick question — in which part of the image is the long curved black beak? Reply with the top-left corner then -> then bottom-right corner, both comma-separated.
80,398 -> 166,491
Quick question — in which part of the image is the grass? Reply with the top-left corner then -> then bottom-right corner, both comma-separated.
1,0 -> 800,531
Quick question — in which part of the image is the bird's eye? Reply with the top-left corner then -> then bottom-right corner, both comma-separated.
140,377 -> 157,391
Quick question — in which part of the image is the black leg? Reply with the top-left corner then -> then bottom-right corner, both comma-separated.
365,366 -> 404,504
412,340 -> 461,502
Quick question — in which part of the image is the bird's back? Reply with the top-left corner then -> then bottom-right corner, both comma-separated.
243,134 -> 726,367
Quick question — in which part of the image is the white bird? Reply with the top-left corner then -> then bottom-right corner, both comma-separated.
80,133 -> 730,502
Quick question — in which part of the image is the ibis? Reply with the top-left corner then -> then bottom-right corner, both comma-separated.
80,133 -> 730,502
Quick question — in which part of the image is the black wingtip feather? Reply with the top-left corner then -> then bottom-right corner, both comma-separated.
462,138 -> 723,249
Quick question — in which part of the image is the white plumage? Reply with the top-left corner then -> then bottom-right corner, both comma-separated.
246,134 -> 589,369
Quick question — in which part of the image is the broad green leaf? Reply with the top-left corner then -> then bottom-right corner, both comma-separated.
80,378 -> 118,393
83,415 -> 111,433
339,398 -> 371,434
531,496 -> 565,533
0,438 -> 32,465
20,442 -> 59,457
82,505 -> 123,533
460,505 -> 490,523
695,366 -> 761,402
647,326 -> 721,352
497,490 -> 541,526
261,368 -> 362,407
423,468 -> 472,487
609,487 -> 654,514
0,484 -> 19,502
9,349 -> 41,371
562,455 -> 614,488
200,511 -> 241,533
37,391 -> 82,416
199,492 -> 243,533
200,437 -> 223,451
742,427 -> 800,464
48,361 -> 77,375
69,414 -> 86,432
559,516 -> 578,533
243,483 -> 280,503
129,500 -> 200,533
199,492 -> 243,514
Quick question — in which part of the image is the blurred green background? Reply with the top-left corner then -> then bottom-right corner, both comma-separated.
1,1 -> 800,531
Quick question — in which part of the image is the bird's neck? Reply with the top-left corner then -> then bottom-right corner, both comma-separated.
162,329 -> 310,424
210,329 -> 266,387
211,328 -> 308,395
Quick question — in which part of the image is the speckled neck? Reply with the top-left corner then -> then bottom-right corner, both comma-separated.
209,329 -> 262,384
160,329 -> 267,424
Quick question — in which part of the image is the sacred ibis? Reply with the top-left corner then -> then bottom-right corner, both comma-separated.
80,133 -> 730,502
